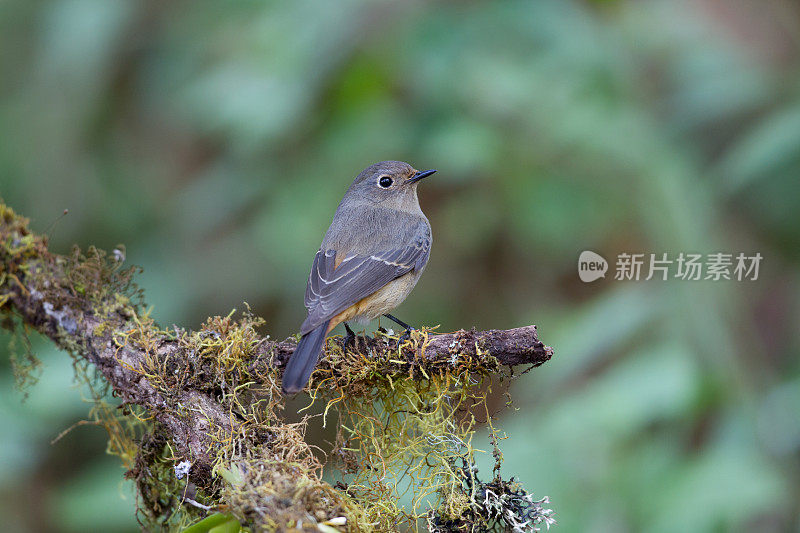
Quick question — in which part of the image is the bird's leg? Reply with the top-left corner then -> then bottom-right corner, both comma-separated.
384,313 -> 412,330
343,322 -> 357,350
384,314 -> 415,344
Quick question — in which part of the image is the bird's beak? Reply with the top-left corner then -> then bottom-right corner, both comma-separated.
406,169 -> 437,184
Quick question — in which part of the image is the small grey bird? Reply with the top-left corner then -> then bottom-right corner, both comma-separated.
281,161 -> 435,394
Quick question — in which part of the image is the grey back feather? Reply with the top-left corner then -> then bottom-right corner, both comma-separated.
300,202 -> 431,334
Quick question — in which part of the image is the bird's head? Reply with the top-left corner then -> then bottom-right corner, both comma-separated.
345,160 -> 436,210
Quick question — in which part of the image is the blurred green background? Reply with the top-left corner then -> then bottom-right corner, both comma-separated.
2,0 -> 800,531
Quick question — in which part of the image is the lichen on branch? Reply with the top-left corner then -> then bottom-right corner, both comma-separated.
0,200 -> 555,532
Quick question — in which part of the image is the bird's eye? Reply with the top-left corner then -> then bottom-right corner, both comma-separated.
378,176 -> 393,188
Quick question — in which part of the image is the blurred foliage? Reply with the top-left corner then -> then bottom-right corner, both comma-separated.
1,0 -> 799,531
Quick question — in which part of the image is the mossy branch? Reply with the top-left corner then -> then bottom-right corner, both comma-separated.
264,323 -> 552,380
0,201 -> 555,532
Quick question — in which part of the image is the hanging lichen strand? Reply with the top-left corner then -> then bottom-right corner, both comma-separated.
303,328 -> 555,531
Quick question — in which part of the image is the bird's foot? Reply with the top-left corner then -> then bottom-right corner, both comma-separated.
397,327 -> 416,346
343,322 -> 372,352
383,314 -> 417,347
343,322 -> 357,350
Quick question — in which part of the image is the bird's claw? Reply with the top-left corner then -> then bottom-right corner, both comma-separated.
343,323 -> 372,351
343,322 -> 357,350
397,327 -> 415,346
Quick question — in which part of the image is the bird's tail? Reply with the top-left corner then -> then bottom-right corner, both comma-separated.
282,321 -> 330,394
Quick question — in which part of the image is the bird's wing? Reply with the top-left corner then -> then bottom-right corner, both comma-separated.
300,233 -> 430,334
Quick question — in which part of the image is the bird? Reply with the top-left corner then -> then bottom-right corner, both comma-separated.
281,160 -> 436,394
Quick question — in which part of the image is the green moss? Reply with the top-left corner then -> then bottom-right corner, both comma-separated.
284,327 -> 523,530
63,244 -> 143,312
6,317 -> 42,395
129,429 -> 209,529
0,202 -> 48,391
